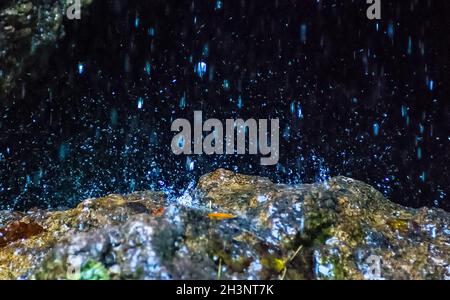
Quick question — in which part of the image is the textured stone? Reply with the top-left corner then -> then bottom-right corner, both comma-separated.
0,169 -> 448,280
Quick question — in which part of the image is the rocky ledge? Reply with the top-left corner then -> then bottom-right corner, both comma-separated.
0,169 -> 449,280
0,0 -> 93,104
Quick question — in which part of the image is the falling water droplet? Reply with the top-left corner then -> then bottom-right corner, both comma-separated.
387,22 -> 394,39
407,36 -> 413,55
148,27 -> 155,36
373,123 -> 380,136
180,94 -> 186,109
110,109 -> 118,127
134,16 -> 140,28
215,0 -> 223,10
177,136 -> 185,148
144,61 -> 151,76
223,80 -> 230,91
195,61 -> 207,78
237,95 -> 243,109
78,63 -> 84,75
420,171 -> 426,182
137,97 -> 144,109
59,144 -> 68,161
300,24 -> 307,43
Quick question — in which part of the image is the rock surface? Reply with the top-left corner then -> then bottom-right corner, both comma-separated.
0,169 -> 448,280
0,0 -> 93,104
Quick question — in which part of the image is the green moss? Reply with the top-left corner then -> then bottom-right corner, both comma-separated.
328,255 -> 345,280
79,261 -> 110,280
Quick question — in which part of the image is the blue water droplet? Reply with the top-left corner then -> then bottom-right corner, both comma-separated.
407,36 -> 412,55
144,61 -> 151,76
59,144 -> 68,161
134,16 -> 140,28
387,22 -> 394,39
237,95 -> 243,109
110,109 -> 118,126
215,0 -> 223,10
137,97 -> 144,109
178,136 -> 185,148
77,63 -> 84,75
419,171 -> 426,182
195,61 -> 207,78
401,105 -> 408,118
202,44 -> 209,57
300,24 -> 307,43
223,80 -> 230,91
129,179 -> 136,192
373,123 -> 380,136
180,95 -> 186,109
429,79 -> 434,91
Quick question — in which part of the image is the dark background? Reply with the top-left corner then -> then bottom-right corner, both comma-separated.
0,0 -> 449,211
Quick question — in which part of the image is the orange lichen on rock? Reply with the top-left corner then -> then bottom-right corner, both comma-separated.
208,212 -> 236,220
151,207 -> 165,217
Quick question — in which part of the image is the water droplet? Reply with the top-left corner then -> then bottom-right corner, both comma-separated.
373,123 -> 380,136
428,79 -> 434,91
137,97 -> 144,109
59,144 -> 68,161
237,95 -> 243,109
202,44 -> 209,57
387,22 -> 394,39
134,16 -> 140,28
144,61 -> 151,76
300,24 -> 307,43
148,27 -> 155,36
215,0 -> 223,10
110,109 -> 118,127
77,63 -> 84,75
223,80 -> 230,91
195,61 -> 207,78
419,172 -> 426,182
180,94 -> 186,109
407,36 -> 412,55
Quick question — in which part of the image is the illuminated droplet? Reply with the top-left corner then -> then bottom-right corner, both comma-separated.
215,0 -> 223,10
373,123 -> 380,136
134,16 -> 140,28
237,95 -> 243,109
137,97 -> 144,109
144,61 -> 151,76
78,63 -> 84,75
180,95 -> 186,109
300,24 -> 307,43
223,80 -> 230,91
195,62 -> 207,78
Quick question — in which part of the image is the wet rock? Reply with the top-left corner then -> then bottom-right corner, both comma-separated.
0,169 -> 449,280
0,190 -> 165,279
0,220 -> 45,248
0,0 -> 93,105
